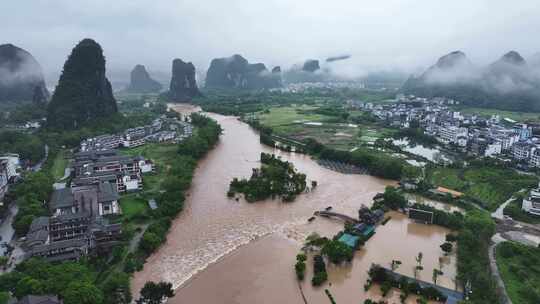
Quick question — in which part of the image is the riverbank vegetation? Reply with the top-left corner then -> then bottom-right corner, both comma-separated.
496,241 -> 540,304
228,153 -> 308,202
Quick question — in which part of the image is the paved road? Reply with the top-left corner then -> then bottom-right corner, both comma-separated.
31,144 -> 49,172
128,224 -> 149,253
0,204 -> 17,256
488,235 -> 513,304
492,197 -> 515,220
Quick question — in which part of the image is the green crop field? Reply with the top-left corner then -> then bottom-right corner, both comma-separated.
258,105 -> 328,126
454,107 -> 540,122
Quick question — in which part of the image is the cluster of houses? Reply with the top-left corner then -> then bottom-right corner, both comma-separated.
80,116 -> 193,152
349,95 -> 540,166
22,149 -> 154,262
10,115 -> 195,264
1,120 -> 43,132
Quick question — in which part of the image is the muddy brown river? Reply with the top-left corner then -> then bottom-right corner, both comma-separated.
131,104 -> 458,303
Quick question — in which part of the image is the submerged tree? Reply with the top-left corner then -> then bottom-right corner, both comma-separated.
432,269 -> 444,285
440,242 -> 453,255
414,252 -> 424,279
391,259 -> 402,271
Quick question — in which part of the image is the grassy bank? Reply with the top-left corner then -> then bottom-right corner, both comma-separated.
51,149 -> 68,181
496,242 -> 540,303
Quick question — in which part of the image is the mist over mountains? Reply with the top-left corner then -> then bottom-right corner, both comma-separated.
401,50 -> 540,111
205,54 -> 281,90
126,64 -> 162,93
3,34 -> 540,113
0,44 -> 48,104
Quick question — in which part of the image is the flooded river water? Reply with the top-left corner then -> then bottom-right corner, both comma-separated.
131,104 -> 458,303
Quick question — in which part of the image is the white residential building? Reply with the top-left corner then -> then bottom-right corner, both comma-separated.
512,142 -> 534,160
529,147 -> 540,168
484,141 -> 502,157
437,126 -> 468,144
138,159 -> 154,174
0,154 -> 21,179
522,184 -> 540,216
457,136 -> 468,148
0,160 -> 9,204
122,134 -> 145,148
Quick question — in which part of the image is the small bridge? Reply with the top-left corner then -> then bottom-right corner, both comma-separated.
314,210 -> 359,224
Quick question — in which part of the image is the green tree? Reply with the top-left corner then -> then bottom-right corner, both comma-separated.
414,252 -> 423,279
381,186 -> 408,210
63,282 -> 104,304
391,259 -> 402,271
432,269 -> 443,285
139,232 -> 162,254
321,240 -> 353,264
100,271 -> 132,304
136,281 -> 174,304
14,277 -> 44,299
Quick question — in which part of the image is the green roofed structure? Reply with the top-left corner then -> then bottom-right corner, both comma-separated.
362,225 -> 375,237
338,233 -> 360,249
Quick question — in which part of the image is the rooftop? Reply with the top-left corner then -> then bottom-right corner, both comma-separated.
338,233 -> 360,248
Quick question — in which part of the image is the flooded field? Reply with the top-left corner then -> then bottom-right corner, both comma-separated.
131,104 -> 458,303
406,193 -> 465,213
392,138 -> 453,164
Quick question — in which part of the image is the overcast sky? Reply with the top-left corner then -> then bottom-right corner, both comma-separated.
3,0 -> 540,84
